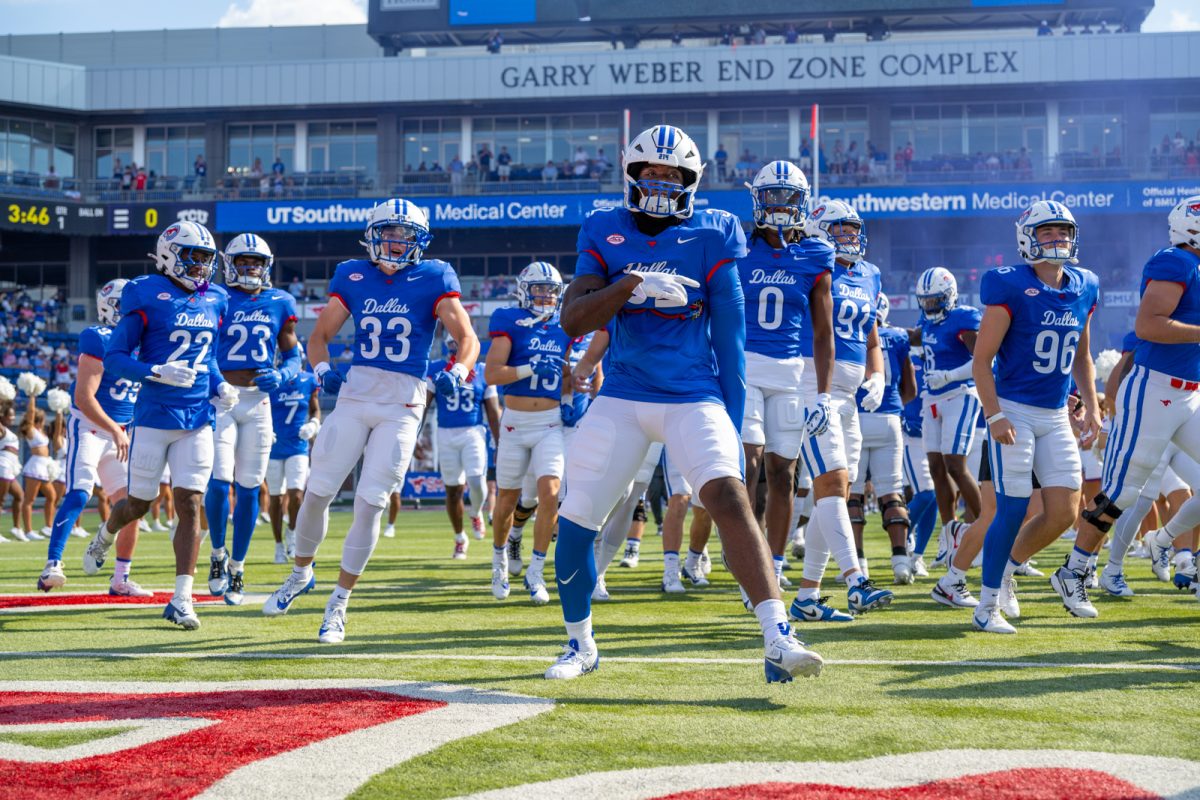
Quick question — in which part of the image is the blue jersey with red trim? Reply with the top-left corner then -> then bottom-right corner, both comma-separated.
919,305 -> 981,397
901,352 -> 924,436
1121,330 -> 1140,353
800,259 -> 881,364
427,357 -> 489,428
857,324 -> 909,415
488,307 -> 570,401
269,371 -> 318,459
574,206 -> 747,405
980,264 -> 1099,409
216,286 -> 298,372
326,257 -> 460,379
1133,247 -> 1200,381
740,236 -> 833,359
71,325 -> 140,425
563,331 -> 596,427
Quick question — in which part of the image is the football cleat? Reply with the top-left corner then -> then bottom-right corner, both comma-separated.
778,572 -> 793,590
524,572 -> 550,605
700,547 -> 712,576
10,528 -> 29,543
1085,569 -> 1100,590
471,515 -> 486,540
1147,529 -> 1174,581
318,605 -> 347,644
453,538 -> 468,560
259,511 -> 271,525
1100,568 -> 1135,597
491,567 -> 510,600
1131,541 -> 1151,560
910,554 -> 929,578
681,561 -> 709,587
1013,561 -> 1044,577
999,575 -> 1020,619
207,552 -> 230,596
26,528 -> 45,541
151,519 -> 168,532
789,596 -> 853,623
37,560 -> 66,592
274,542 -> 288,564
138,518 -> 151,533
592,575 -> 610,601
764,629 -> 824,683
892,555 -> 914,585
790,530 -> 806,560
507,537 -> 524,576
263,570 -> 316,616
284,530 -> 296,558
847,579 -> 893,613
109,578 -> 152,597
619,542 -> 640,568
382,523 -> 396,539
1173,562 -> 1196,591
1050,562 -> 1099,618
224,571 -> 245,606
71,526 -> 89,538
662,571 -> 686,594
972,606 -> 1016,634
82,527 -> 112,575
163,597 -> 200,630
931,577 -> 978,608
544,639 -> 599,680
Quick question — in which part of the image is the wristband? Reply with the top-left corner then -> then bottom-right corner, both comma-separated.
987,412 -> 1007,425
514,364 -> 534,379
314,361 -> 331,378
447,362 -> 469,382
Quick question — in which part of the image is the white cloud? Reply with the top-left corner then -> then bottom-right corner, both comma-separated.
218,0 -> 366,27
1142,0 -> 1200,32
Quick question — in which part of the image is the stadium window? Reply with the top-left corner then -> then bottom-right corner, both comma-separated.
1149,96 -> 1200,165
798,105 -> 868,163
401,118 -> 461,174
307,120 -> 377,174
0,117 -> 75,178
225,122 -> 295,175
1058,99 -> 1124,161
94,126 -> 134,180
145,125 -> 204,178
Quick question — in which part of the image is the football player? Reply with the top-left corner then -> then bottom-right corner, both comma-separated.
266,369 -> 320,563
485,261 -> 570,604
263,199 -> 478,642
39,280 -> 144,595
204,233 -> 302,605
93,221 -> 237,629
972,201 -> 1101,632
547,124 -> 823,683
902,352 -> 937,577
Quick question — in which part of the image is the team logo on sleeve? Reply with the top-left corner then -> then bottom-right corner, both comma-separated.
157,292 -> 172,300
606,234 -> 626,245
1025,288 -> 1040,296
349,273 -> 364,281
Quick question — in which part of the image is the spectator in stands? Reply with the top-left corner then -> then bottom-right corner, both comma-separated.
120,166 -> 134,191
784,23 -> 799,44
496,147 -> 512,183
135,167 -> 147,191
593,148 -> 611,179
42,166 -> 60,190
1098,20 -> 1110,33
903,141 -> 914,172
799,140 -> 812,174
752,24 -> 766,45
1037,20 -> 1053,36
272,155 -> 285,176
542,160 -> 558,183
1080,24 -> 1093,34
486,30 -> 503,54
719,25 -> 733,46
194,154 -> 207,189
250,157 -> 264,179
714,144 -> 729,182
671,29 -> 682,47
430,161 -> 443,172
558,159 -> 572,180
449,154 -> 464,192
823,22 -> 837,43
112,159 -> 123,181
1062,24 -> 1075,35
735,149 -> 757,181
288,276 -> 305,302
477,143 -> 493,179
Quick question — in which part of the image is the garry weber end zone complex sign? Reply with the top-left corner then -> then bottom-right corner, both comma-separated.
213,180 -> 1200,233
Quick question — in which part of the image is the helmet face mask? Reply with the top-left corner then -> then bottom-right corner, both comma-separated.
804,201 -> 867,262
362,199 -> 433,271
152,222 -> 218,292
622,125 -> 704,219
916,267 -> 958,323
516,262 -> 564,317
748,161 -> 810,233
1016,201 -> 1079,266
222,233 -> 274,291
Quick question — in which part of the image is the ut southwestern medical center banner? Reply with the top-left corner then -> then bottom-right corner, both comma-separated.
213,180 -> 1200,233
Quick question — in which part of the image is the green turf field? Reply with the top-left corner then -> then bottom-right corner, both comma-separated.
0,507 -> 1197,798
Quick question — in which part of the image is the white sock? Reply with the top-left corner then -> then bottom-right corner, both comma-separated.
684,549 -> 702,573
330,585 -> 352,607
293,563 -> 313,581
815,496 -> 860,577
99,521 -> 117,544
529,549 -> 547,575
229,559 -> 244,574
663,550 -> 680,576
455,532 -> 467,544
753,598 -> 789,643
773,555 -> 785,582
794,586 -> 818,603
947,564 -> 967,584
978,585 -> 1000,610
174,574 -> 193,601
510,529 -> 523,542
211,546 -> 226,560
492,546 -> 507,570
565,615 -> 595,651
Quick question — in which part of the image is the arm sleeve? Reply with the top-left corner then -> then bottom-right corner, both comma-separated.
707,261 -> 747,431
574,214 -> 608,278
103,312 -> 154,382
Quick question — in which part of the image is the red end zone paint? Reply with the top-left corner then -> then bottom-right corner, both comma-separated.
0,593 -> 220,609
653,768 -> 1160,800
0,689 -> 445,799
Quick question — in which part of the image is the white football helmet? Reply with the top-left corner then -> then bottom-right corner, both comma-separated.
876,291 -> 890,327
516,261 -> 563,317
96,278 -> 128,327
1016,200 -> 1078,265
622,125 -> 705,219
916,267 -> 958,323
149,221 -> 217,292
804,200 -> 867,262
1168,195 -> 1200,249
361,198 -> 432,271
222,232 -> 274,291
747,160 -> 809,232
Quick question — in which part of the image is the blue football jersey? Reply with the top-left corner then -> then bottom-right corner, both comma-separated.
427,358 -> 489,428
901,352 -> 924,437
740,236 -> 834,360
980,264 -> 1099,409
574,206 -> 748,406
269,372 -> 318,459
327,257 -> 461,379
919,305 -> 981,396
1121,330 -> 1140,353
800,259 -> 881,365
105,273 -> 227,430
1134,247 -> 1200,381
216,286 -> 298,372
489,307 -> 570,401
857,325 -> 910,415
563,331 -> 596,428
72,325 -> 141,425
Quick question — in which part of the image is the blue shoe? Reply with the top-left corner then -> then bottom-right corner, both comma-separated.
263,570 -> 315,617
545,639 -> 599,680
681,562 -> 709,587
207,553 -> 230,596
1147,528 -> 1174,581
163,597 -> 200,630
972,606 -> 1016,634
847,579 -> 894,613
1174,564 -> 1196,591
789,596 -> 853,622
764,629 -> 823,683
224,570 -> 245,606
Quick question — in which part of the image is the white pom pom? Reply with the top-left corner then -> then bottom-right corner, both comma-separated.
46,388 -> 70,414
16,372 -> 46,397
1094,349 -> 1122,383
0,377 -> 14,402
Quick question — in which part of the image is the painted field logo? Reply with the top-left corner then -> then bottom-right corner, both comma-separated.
0,680 -> 550,799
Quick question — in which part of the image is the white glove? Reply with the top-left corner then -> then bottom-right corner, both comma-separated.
805,393 -> 833,437
627,270 -> 700,309
924,369 -> 951,391
149,360 -> 197,388
299,419 -> 322,441
0,376 -> 16,402
212,382 -> 239,413
45,388 -> 70,414
860,372 -> 885,412
17,372 -> 46,397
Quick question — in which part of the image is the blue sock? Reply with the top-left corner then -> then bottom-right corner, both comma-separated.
47,489 -> 89,562
205,479 -> 231,551
980,492 -> 1032,590
554,516 -> 598,624
909,490 -> 937,555
231,483 -> 259,563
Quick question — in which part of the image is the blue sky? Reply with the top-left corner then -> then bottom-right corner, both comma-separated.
0,0 -> 1194,35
